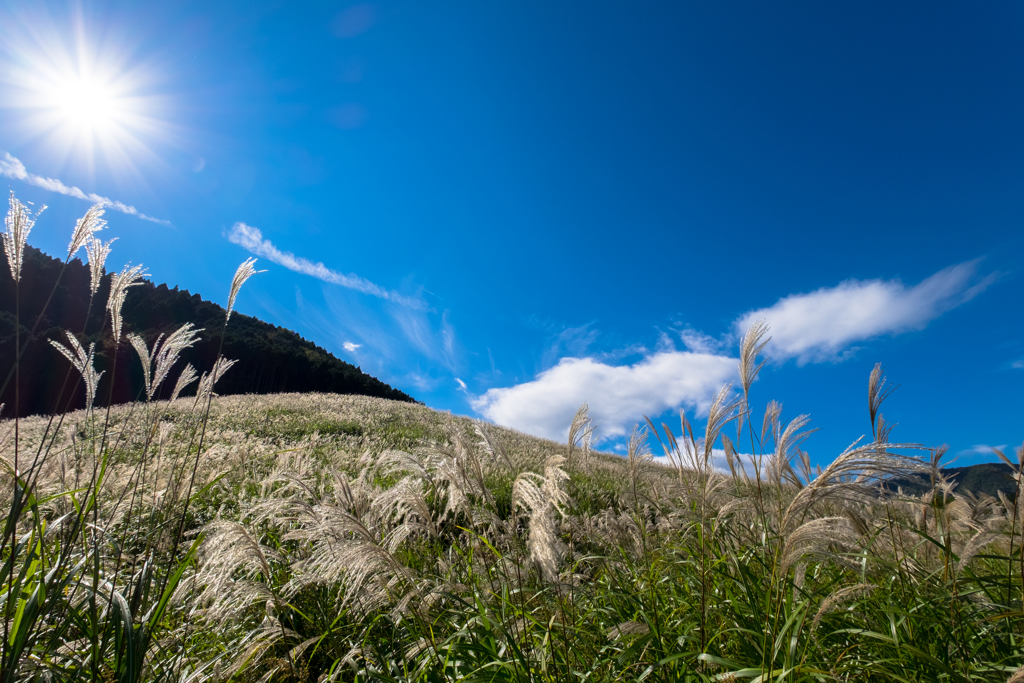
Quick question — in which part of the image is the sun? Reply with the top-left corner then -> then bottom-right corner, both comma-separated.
1,20 -> 169,169
42,69 -> 128,137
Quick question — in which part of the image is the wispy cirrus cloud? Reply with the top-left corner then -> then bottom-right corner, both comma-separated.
227,222 -> 426,309
958,444 -> 1008,457
1,152 -> 170,225
735,260 -> 996,364
472,350 -> 737,442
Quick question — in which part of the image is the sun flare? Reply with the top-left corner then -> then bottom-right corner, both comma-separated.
2,25 -> 167,166
42,69 -> 126,136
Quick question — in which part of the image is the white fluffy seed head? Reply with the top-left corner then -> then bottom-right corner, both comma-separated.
738,319 -> 770,399
85,237 -> 116,296
49,330 -> 104,412
67,204 -> 106,260
106,263 -> 147,343
226,257 -> 265,322
3,192 -> 44,283
196,356 -> 238,402
170,363 -> 198,401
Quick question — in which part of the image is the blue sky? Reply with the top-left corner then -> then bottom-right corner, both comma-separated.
1,1 -> 1021,465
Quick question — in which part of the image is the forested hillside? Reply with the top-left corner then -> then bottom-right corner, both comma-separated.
0,245 -> 415,416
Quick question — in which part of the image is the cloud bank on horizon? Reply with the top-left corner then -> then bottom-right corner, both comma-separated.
475,261 -> 993,442
472,351 -> 737,442
227,222 -> 426,309
1,152 -> 170,225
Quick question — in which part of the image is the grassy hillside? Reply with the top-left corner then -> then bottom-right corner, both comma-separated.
3,388 -> 1023,681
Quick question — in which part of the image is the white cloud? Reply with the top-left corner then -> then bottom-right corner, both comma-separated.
735,261 -> 995,364
678,328 -> 724,354
472,350 -> 736,442
958,444 -> 1008,457
342,341 -> 361,352
652,448 -> 762,477
227,222 -> 426,309
1012,360 -> 1024,370
1,152 -> 170,225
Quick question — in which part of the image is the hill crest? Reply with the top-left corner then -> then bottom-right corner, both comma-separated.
0,245 -> 415,417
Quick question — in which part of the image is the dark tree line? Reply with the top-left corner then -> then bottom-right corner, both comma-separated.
0,245 -> 416,417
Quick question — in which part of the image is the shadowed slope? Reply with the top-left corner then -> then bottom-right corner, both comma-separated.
0,245 -> 415,417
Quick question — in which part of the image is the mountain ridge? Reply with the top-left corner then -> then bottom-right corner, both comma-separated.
0,245 -> 415,417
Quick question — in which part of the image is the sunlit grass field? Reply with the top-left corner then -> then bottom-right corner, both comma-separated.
1,197 -> 1023,681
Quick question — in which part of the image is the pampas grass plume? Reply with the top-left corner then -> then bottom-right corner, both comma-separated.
3,191 -> 44,282
226,257 -> 265,322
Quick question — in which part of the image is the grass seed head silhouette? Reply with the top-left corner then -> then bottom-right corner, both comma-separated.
3,191 -> 45,282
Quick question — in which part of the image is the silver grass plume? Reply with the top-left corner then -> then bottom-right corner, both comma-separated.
107,263 -> 147,343
868,363 -> 896,441
170,363 -> 198,401
993,444 -> 1024,533
811,583 -> 876,632
1010,667 -> 1024,683
703,384 -> 740,471
192,520 -> 282,623
67,204 -> 105,260
474,421 -> 515,471
738,319 -> 770,401
947,490 -> 1001,534
957,529 -> 998,573
721,434 -> 746,481
48,331 -> 104,412
127,323 -> 203,400
761,400 -> 782,452
226,257 -> 265,322
3,192 -> 44,282
85,237 -> 116,295
780,516 -> 863,575
767,412 -> 815,488
606,621 -> 650,640
280,497 -> 416,615
626,423 -> 653,501
782,440 -> 929,532
512,454 -> 570,583
645,411 -> 697,488
566,402 -> 594,469
737,319 -> 769,443
371,476 -> 439,551
423,415 -> 493,515
196,356 -> 238,402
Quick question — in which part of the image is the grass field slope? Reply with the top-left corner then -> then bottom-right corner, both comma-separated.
0,199 -> 1022,682
3,384 -> 1024,682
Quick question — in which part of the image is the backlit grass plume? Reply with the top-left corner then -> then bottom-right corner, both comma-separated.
66,204 -> 106,260
48,330 -> 103,412
170,363 -> 198,401
128,323 -> 203,401
226,257 -> 265,322
513,453 -> 571,583
3,191 -> 44,282
85,236 -> 116,295
196,355 -> 238,401
107,262 -> 148,343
